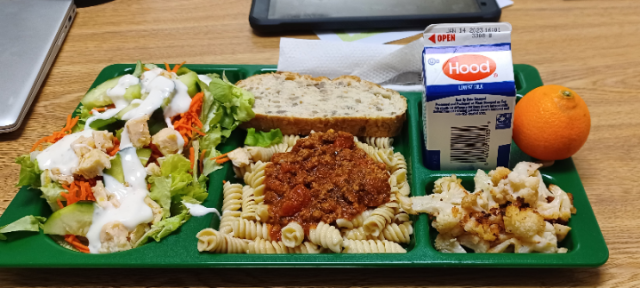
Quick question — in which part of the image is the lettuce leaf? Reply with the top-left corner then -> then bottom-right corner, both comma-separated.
15,155 -> 41,188
149,177 -> 172,218
132,60 -> 144,78
244,128 -> 283,147
40,181 -> 66,212
71,106 -> 93,133
133,210 -> 190,247
0,215 -> 47,240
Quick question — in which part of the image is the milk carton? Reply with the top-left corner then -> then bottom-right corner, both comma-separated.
422,23 -> 515,170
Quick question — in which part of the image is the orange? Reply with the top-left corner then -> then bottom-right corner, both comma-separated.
513,85 -> 591,161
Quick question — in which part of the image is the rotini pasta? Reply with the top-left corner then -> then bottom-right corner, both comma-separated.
247,238 -> 322,254
380,222 -> 413,244
244,161 -> 267,201
281,222 -> 304,248
222,182 -> 243,212
255,203 -> 269,222
219,211 -> 241,234
196,228 -> 248,253
355,141 -> 396,170
308,221 -> 343,253
246,143 -> 288,162
281,135 -> 301,150
390,152 -> 407,173
365,137 -> 394,149
336,209 -> 374,229
362,203 -> 396,237
394,211 -> 411,223
240,186 -> 258,220
231,218 -> 271,240
342,239 -> 406,253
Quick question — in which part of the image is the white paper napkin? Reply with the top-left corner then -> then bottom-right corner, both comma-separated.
277,38 -> 424,91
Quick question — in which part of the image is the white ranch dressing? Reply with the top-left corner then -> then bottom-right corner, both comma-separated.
36,130 -> 93,175
197,74 -> 212,86
163,79 -> 191,118
182,201 -> 220,217
86,148 -> 153,254
85,75 -> 139,130
121,76 -> 174,120
106,75 -> 140,108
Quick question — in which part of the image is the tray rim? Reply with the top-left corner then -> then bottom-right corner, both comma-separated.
0,63 -> 608,268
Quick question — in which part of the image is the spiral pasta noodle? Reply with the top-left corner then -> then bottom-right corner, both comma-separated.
281,222 -> 305,248
355,142 -> 396,170
281,135 -> 301,150
219,211 -> 241,234
196,228 -> 248,253
380,222 -> 413,244
244,161 -> 267,201
255,203 -> 269,222
240,186 -> 258,220
365,137 -> 394,149
246,143 -> 289,162
394,211 -> 411,223
342,239 -> 406,253
231,218 -> 271,240
336,209 -> 374,229
222,182 -> 243,212
308,221 -> 343,253
391,152 -> 407,173
362,203 -> 396,237
247,238 -> 322,254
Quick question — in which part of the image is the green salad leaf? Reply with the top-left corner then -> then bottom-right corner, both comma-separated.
245,128 -> 283,147
149,177 -> 172,218
132,60 -> 144,78
0,215 -> 47,240
71,106 -> 93,133
40,181 -> 66,212
133,210 -> 190,247
15,155 -> 41,188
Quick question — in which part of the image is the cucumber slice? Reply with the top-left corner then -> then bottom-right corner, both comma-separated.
137,148 -> 152,166
81,76 -> 121,110
115,102 -> 141,119
123,84 -> 142,102
179,71 -> 200,97
104,153 -> 124,183
42,202 -> 95,236
132,60 -> 143,78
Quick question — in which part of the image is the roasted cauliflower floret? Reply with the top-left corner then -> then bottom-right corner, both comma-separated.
125,115 -> 151,148
503,205 -> 545,239
489,166 -> 511,186
554,223 -> 571,242
151,128 -> 182,156
74,149 -> 111,179
434,234 -> 466,253
99,221 -> 132,254
71,135 -> 96,158
457,233 -> 490,253
537,184 -> 574,222
92,130 -> 114,153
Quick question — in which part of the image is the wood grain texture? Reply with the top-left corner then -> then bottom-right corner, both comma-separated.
1,0 -> 639,287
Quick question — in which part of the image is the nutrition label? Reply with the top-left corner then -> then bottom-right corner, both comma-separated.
432,96 -> 511,116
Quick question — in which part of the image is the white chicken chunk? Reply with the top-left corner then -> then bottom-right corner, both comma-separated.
125,115 -> 151,148
151,128 -> 182,156
74,149 -> 111,179
99,221 -> 132,254
226,147 -> 251,167
92,180 -> 120,208
92,130 -> 114,153
71,136 -> 96,158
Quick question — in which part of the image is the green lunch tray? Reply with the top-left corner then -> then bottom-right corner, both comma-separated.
0,64 -> 608,268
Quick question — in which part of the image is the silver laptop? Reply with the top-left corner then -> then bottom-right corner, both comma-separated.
0,0 -> 76,133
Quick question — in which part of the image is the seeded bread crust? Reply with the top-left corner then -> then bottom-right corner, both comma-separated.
236,72 -> 407,137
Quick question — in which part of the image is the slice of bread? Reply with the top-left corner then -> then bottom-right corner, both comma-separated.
236,72 -> 407,137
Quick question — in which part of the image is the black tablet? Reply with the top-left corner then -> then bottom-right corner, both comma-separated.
249,0 -> 501,33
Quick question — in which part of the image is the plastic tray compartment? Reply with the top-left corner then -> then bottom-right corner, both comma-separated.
0,64 -> 607,268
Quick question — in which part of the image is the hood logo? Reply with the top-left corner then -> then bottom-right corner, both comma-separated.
443,54 -> 496,81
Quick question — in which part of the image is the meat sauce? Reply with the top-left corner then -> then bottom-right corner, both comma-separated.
264,130 -> 391,240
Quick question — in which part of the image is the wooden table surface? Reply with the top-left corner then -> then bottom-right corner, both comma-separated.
1,0 -> 639,287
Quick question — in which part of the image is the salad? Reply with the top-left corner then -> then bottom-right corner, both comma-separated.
10,61 -> 255,253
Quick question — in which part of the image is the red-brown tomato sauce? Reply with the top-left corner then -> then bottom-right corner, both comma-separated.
264,130 -> 391,240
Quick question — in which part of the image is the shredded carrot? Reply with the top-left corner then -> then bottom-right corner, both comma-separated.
164,62 -> 171,71
210,151 -> 230,160
215,157 -> 230,164
200,149 -> 206,173
60,180 -> 96,207
90,104 -> 116,114
144,67 -> 150,71
148,183 -> 151,190
171,61 -> 186,73
31,114 -> 80,152
64,235 -> 90,253
172,92 -> 204,144
223,180 -> 226,184
56,199 -> 64,209
107,137 -> 120,156
189,146 -> 195,170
